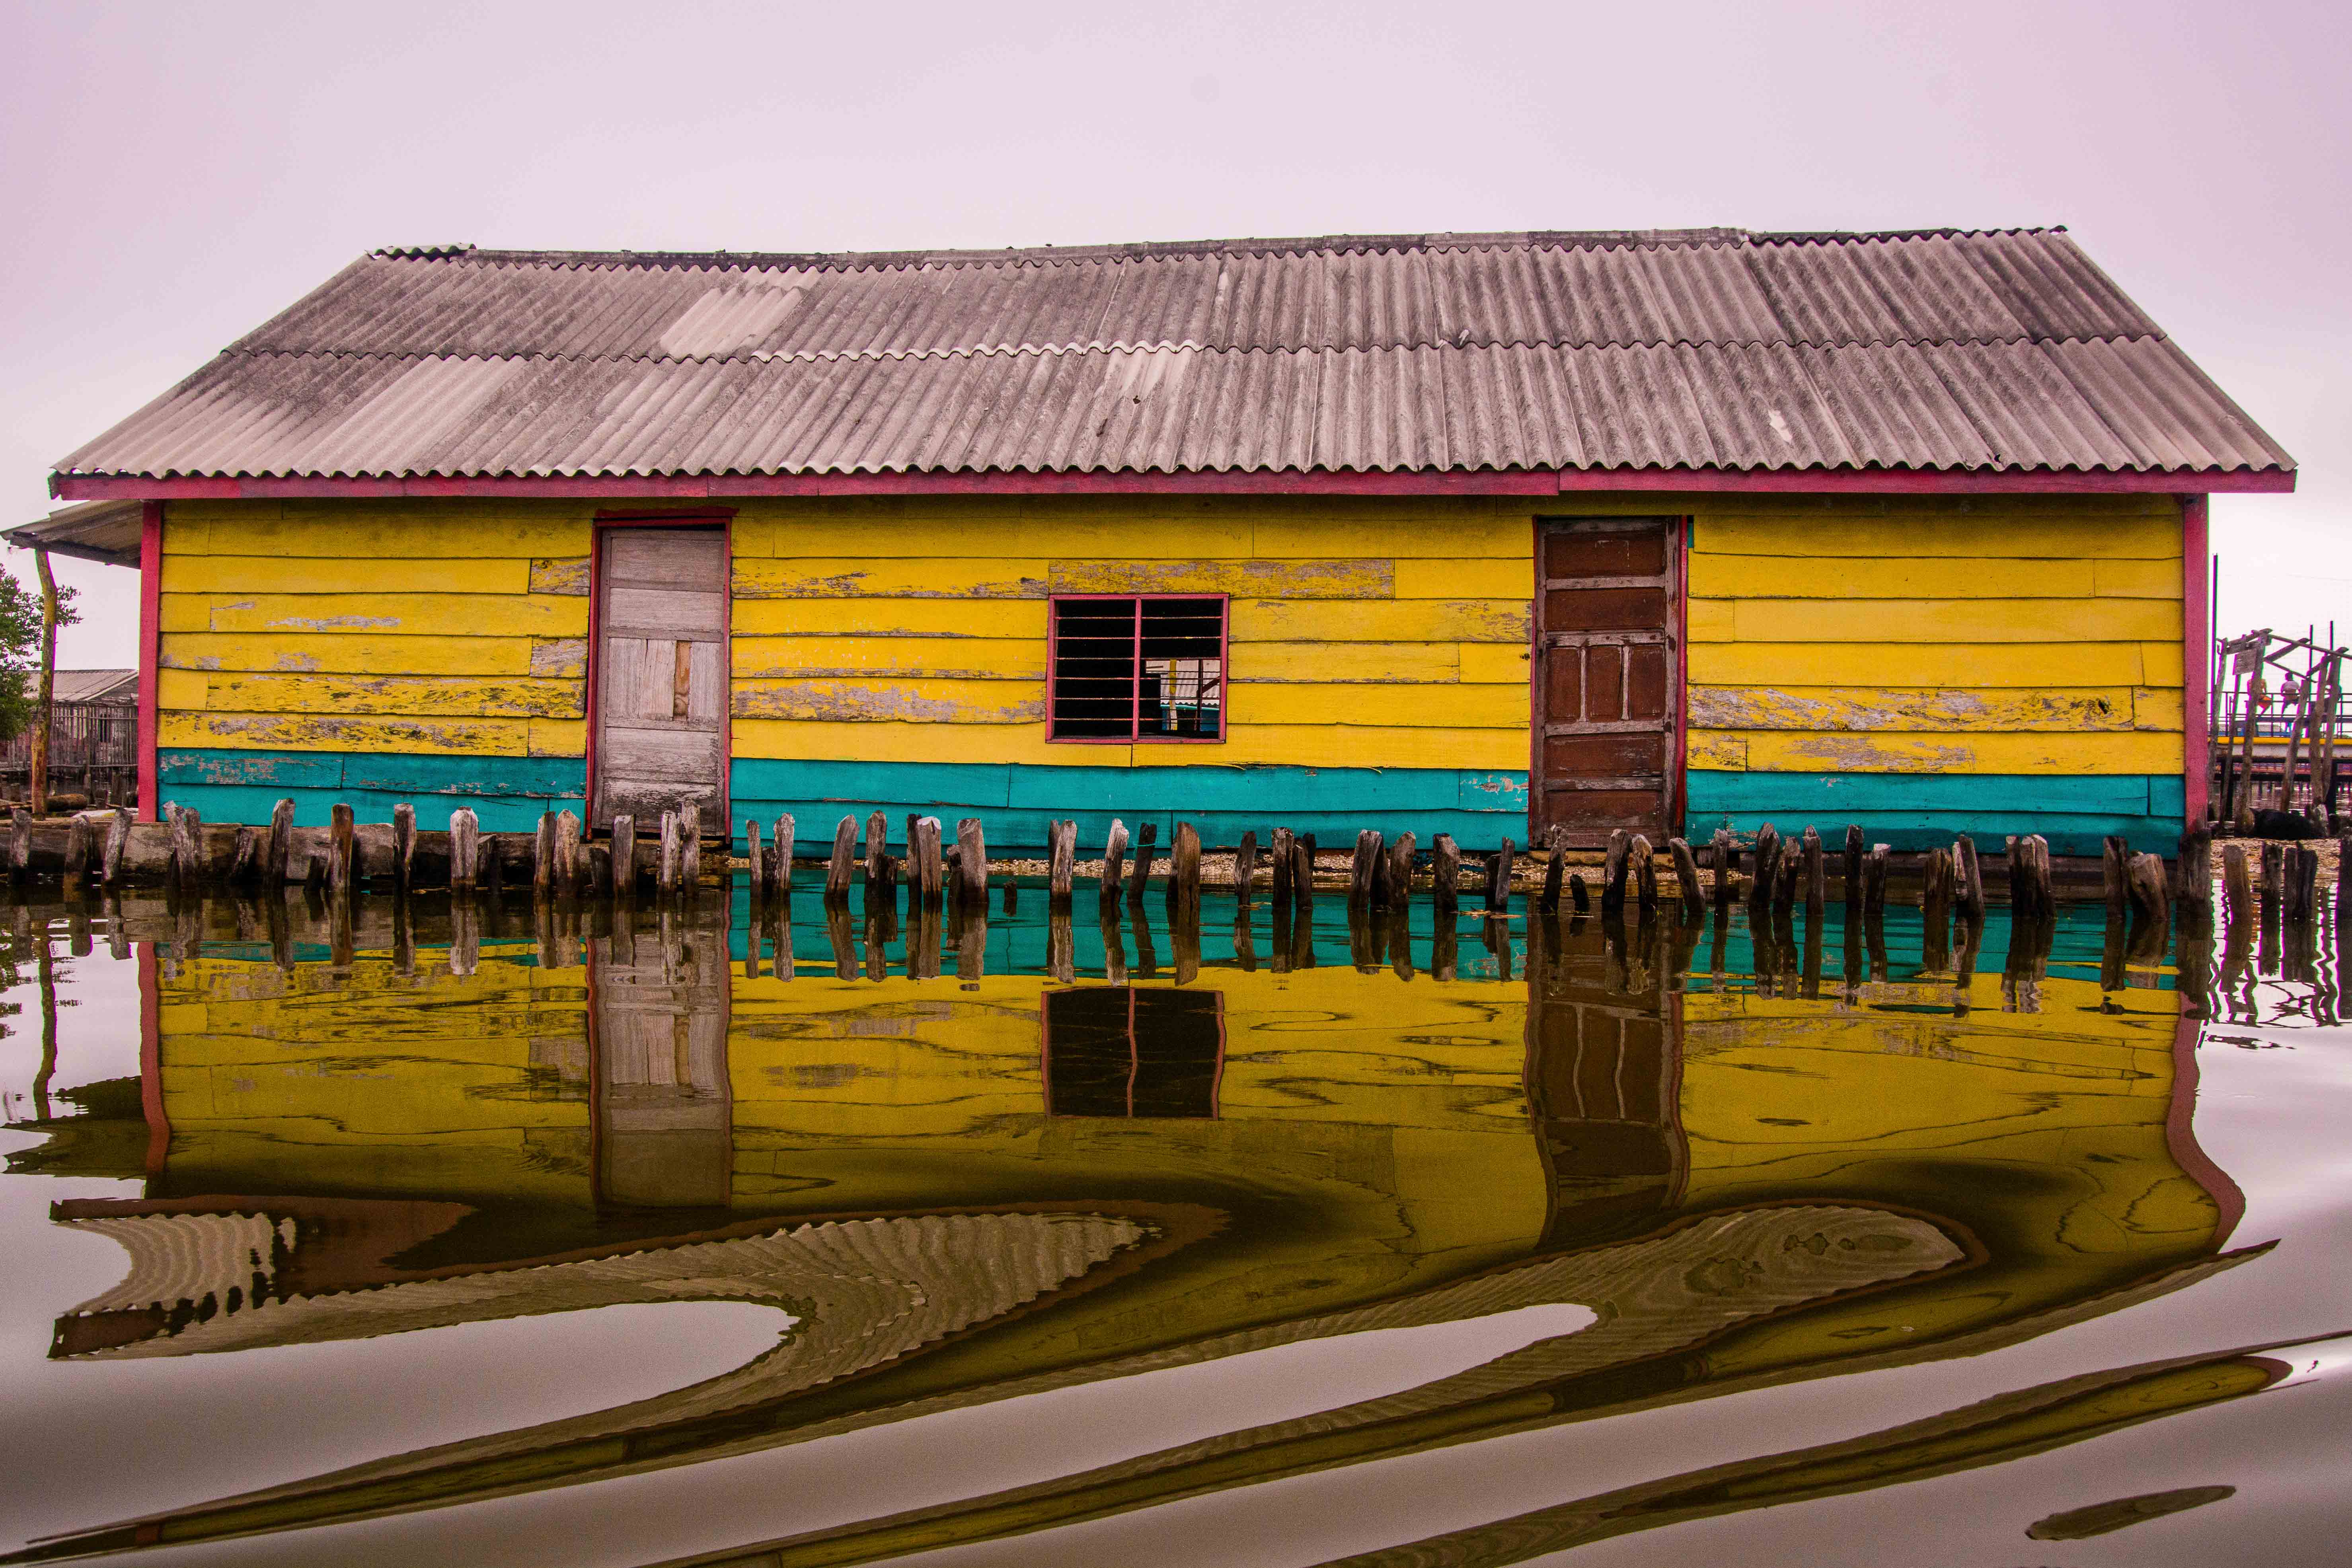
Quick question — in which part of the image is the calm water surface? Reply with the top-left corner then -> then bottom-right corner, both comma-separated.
0,883 -> 2345,1566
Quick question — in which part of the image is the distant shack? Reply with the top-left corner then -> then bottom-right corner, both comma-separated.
10,228 -> 2294,855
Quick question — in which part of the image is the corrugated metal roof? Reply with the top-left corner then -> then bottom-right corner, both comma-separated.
53,229 -> 2293,480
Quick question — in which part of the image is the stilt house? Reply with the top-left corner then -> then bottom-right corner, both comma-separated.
11,229 -> 2294,854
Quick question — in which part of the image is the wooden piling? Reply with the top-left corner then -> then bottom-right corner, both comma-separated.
1631,834 -> 1658,915
612,812 -> 637,897
1922,845 -> 1953,936
911,816 -> 943,905
1485,839 -> 1514,915
658,812 -> 682,896
1711,828 -> 1737,912
1102,819 -> 1130,902
1131,821 -> 1157,908
2017,834 -> 2055,919
2339,836 -> 2351,919
2222,841 -> 2253,920
329,804 -> 355,904
449,808 -> 479,892
268,799 -> 295,885
2101,835 -> 2130,919
1235,828 -> 1259,905
2175,824 -> 2212,919
825,816 -> 856,901
1378,833 -> 1412,911
2127,851 -> 2172,928
865,810 -> 887,892
1537,825 -> 1567,913
1290,832 -> 1314,912
1844,825 -> 1865,911
1771,838 -> 1798,917
1863,843 -> 1889,916
955,818 -> 987,908
559,809 -> 587,896
533,812 -> 556,898
167,805 -> 201,890
1800,828 -> 1825,921
772,814 -> 796,896
388,803 -> 415,893
1350,830 -> 1382,906
1668,836 -> 1705,917
679,803 -> 700,886
101,807 -> 130,886
1431,833 -> 1460,914
1601,829 -> 1629,915
1270,827 -> 1295,910
2260,841 -> 2284,917
1569,873 -> 1590,913
63,813 -> 93,883
744,818 -> 764,894
1171,822 -> 1204,908
1954,835 -> 1985,920
1048,819 -> 1076,902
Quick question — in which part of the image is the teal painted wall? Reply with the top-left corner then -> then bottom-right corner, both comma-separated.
159,750 -> 586,835
1684,772 -> 2188,857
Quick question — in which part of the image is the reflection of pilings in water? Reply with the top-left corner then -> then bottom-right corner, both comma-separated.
1709,902 -> 1729,993
1841,914 -> 1863,1005
907,902 -> 941,982
2175,914 -> 2215,1019
1046,907 -> 1076,985
1800,905 -> 1823,1000
1951,914 -> 1982,1013
1486,912 -> 1514,982
2003,914 -> 2055,1013
2218,913 -> 2255,1022
1286,898 -> 1313,976
1349,905 -> 1381,974
34,917 -> 57,1122
1430,910 -> 1457,983
956,908 -> 987,985
1130,898 -> 1157,978
1384,908 -> 1413,981
826,903 -> 855,981
1099,906 -> 1128,985
1233,909 -> 1257,974
1865,897 -> 1890,986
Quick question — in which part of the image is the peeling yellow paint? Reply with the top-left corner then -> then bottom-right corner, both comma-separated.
162,633 -> 536,677
732,678 -> 1045,724
1686,686 -> 2149,733
1687,732 -> 1748,769
161,712 -> 532,756
1690,643 -> 2148,688
1232,599 -> 1526,644
735,557 -> 1050,599
528,557 -> 590,596
193,673 -> 585,719
529,639 -> 588,679
1049,558 -> 1392,599
1700,730 -> 2182,775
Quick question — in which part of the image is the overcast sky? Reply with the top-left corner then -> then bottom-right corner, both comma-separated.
2,0 -> 2342,666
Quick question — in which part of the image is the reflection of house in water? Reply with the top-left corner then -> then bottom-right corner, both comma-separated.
12,904 -> 2252,1562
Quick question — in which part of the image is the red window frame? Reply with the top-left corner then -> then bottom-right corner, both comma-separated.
1044,592 -> 1230,745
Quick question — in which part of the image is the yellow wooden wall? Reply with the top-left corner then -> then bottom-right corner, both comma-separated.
1679,493 -> 2186,777
729,496 -> 1532,770
155,501 -> 593,758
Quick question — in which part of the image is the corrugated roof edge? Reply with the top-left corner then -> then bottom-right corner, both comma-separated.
367,227 -> 2067,274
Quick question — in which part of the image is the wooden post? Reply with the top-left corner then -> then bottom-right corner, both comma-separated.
909,816 -> 941,905
1386,832 -> 1417,911
955,818 -> 987,908
556,808 -> 585,896
1131,821 -> 1157,908
1101,819 -> 1129,902
1569,873 -> 1590,913
1844,825 -> 1865,911
2101,835 -> 2130,920
1748,822 -> 1781,918
392,803 -> 416,892
659,811 -> 682,896
2260,841 -> 2283,917
533,812 -> 556,898
679,802 -> 700,886
1711,828 -> 1737,912
2020,834 -> 2054,919
1863,842 -> 1889,916
1600,828 -> 1629,915
1270,826 -> 1294,911
449,807 -> 479,892
1668,837 -> 1705,917
1431,834 -> 1460,914
100,807 -> 130,886
865,810 -> 888,891
2127,851 -> 2172,928
2176,823 -> 2213,919
1485,839 -> 1514,915
1169,821 -> 1202,909
1047,819 -> 1075,902
2222,841 -> 2253,921
744,818 -> 763,894
1630,834 -> 1657,916
772,813 -> 796,896
329,803 -> 355,904
1234,828 -> 1258,905
2339,836 -> 2351,921
28,545 -> 58,817
2278,845 -> 2305,923
1954,835 -> 1984,920
1293,833 -> 1317,911
268,798 -> 296,884
1800,827 -> 1825,921
1536,824 -> 1566,913
612,813 -> 637,897
1350,830 -> 1382,906
825,815 -> 856,901
62,812 -> 92,883
166,804 -> 201,890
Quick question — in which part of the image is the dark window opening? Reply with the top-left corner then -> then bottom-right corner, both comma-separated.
1043,988 -> 1224,1117
1049,596 -> 1226,742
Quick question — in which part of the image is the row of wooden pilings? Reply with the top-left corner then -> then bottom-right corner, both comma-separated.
11,799 -> 2348,941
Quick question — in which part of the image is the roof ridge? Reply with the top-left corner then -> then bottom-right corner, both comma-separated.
364,226 -> 2071,275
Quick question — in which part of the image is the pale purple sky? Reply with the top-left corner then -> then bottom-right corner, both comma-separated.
3,0 -> 2342,666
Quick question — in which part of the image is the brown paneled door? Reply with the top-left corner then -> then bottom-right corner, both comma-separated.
1533,517 -> 1682,847
593,525 -> 728,831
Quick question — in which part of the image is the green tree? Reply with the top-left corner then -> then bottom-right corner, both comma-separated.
0,561 -> 79,746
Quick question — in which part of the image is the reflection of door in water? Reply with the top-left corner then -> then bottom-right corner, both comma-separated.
594,526 -> 727,830
1533,517 -> 1680,846
594,928 -> 731,1207
1043,989 -> 1223,1117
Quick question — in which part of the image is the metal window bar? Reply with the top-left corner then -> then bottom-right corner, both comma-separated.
1050,596 -> 1226,742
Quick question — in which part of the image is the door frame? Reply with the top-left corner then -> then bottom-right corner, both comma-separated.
587,508 -> 737,835
1527,514 -> 1689,846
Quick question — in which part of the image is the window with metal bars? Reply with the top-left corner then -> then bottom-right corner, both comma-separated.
1042,988 -> 1224,1117
1047,595 -> 1228,742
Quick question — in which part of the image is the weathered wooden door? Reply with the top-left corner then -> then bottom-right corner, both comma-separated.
594,526 -> 727,830
1532,517 -> 1681,846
